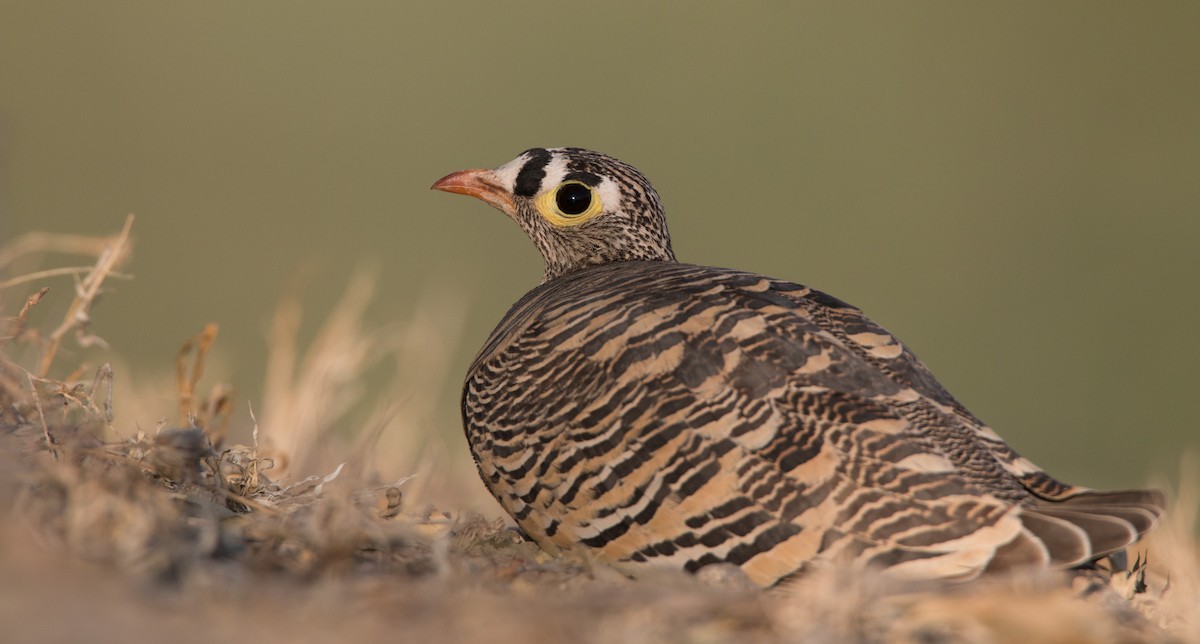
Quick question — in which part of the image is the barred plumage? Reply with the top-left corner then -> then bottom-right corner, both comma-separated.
433,148 -> 1165,586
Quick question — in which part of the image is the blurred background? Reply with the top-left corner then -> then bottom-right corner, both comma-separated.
1,2 -> 1197,511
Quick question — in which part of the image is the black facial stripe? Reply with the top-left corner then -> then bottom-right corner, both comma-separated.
564,171 -> 602,188
514,148 -> 552,197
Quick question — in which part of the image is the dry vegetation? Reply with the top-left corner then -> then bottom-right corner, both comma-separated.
1,219 -> 1197,644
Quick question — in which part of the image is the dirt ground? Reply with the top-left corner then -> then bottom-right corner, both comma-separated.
1,418 -> 1196,644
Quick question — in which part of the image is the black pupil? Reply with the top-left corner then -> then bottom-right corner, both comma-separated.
556,183 -> 592,216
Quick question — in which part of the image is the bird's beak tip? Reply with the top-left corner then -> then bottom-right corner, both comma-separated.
431,168 -> 514,211
431,169 -> 476,194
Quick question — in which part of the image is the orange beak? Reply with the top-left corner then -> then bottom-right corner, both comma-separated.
431,169 -> 515,212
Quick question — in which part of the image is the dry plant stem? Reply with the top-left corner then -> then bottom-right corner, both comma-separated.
200,384 -> 234,445
37,214 -> 135,377
87,446 -> 279,514
62,364 -> 88,384
17,287 -> 49,323
0,267 -> 133,290
91,363 -> 114,423
26,371 -> 56,459
0,231 -> 113,271
248,403 -> 262,492
0,287 -> 49,346
262,268 -> 380,474
176,323 -> 219,423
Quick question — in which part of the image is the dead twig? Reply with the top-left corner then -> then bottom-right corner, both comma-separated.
37,214 -> 135,376
200,383 -> 234,447
0,231 -> 114,271
90,363 -> 114,424
0,287 -> 50,348
175,323 -> 219,424
0,267 -> 132,290
26,371 -> 56,459
17,287 -> 50,322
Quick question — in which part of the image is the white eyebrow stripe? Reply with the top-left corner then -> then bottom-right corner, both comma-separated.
540,156 -> 568,194
492,154 -> 527,194
595,177 -> 621,214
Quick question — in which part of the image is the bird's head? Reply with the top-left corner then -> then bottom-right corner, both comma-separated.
433,147 -> 676,282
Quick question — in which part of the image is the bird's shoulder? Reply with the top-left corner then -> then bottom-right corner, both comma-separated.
469,260 -> 951,405
464,260 -> 1078,502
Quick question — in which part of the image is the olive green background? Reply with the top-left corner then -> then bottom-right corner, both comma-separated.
2,2 -> 1197,492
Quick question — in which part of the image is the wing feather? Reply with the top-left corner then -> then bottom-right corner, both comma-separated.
462,262 -> 1165,585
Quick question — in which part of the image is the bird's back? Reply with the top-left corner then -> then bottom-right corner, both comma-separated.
462,261 -> 1164,585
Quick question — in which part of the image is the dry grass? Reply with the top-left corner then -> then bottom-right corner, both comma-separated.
1,220 -> 1197,644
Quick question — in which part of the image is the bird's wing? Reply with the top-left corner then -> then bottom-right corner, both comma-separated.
463,262 -> 1159,585
787,283 -> 1167,535
776,282 -> 1090,502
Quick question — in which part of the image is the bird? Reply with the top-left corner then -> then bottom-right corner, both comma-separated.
432,147 -> 1165,587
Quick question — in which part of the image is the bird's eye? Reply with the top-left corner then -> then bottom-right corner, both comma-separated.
555,182 -> 593,216
535,179 -> 603,226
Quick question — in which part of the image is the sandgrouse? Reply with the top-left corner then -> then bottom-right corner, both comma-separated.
433,147 -> 1165,587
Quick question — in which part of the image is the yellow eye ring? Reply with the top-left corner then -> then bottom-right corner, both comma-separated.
535,181 -> 603,227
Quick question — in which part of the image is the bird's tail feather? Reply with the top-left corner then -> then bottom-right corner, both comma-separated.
987,488 -> 1166,573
